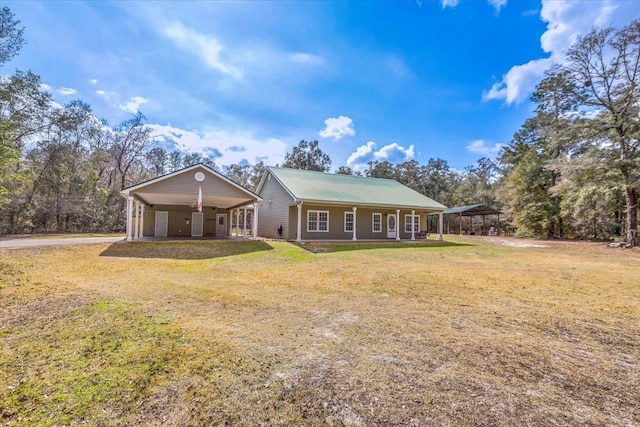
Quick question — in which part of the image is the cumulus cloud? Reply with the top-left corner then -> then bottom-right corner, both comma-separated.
440,0 -> 459,8
147,123 -> 287,166
40,83 -> 52,92
90,79 -> 98,85
488,0 -> 507,12
319,116 -> 356,140
483,0 -> 632,105
467,139 -> 505,157
96,90 -> 106,96
164,21 -> 241,78
57,87 -> 77,96
346,141 -> 415,170
120,96 -> 148,114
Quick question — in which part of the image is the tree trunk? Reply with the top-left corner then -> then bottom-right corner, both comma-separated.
625,187 -> 638,246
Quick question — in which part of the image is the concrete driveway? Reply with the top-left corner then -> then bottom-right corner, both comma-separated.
0,236 -> 124,249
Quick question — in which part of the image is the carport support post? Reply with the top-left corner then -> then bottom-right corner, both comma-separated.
296,202 -> 303,242
126,196 -> 134,241
139,204 -> 145,239
243,206 -> 248,239
252,203 -> 259,240
134,201 -> 140,240
411,210 -> 415,241
439,211 -> 444,241
352,207 -> 357,241
396,209 -> 400,241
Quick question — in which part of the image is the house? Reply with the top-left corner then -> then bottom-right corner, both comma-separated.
121,164 -> 261,241
256,167 -> 447,241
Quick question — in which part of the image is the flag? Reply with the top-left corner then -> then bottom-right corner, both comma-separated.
197,185 -> 203,212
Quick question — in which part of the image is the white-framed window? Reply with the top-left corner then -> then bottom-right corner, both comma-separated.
372,213 -> 382,232
307,210 -> 329,232
404,214 -> 420,233
344,211 -> 354,232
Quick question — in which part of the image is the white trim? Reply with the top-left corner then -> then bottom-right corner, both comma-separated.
396,209 -> 401,241
372,213 -> 382,233
307,210 -> 329,232
296,202 -> 303,242
256,168 -> 297,203
344,211 -> 354,233
215,213 -> 227,236
352,206 -> 357,241
404,214 -> 420,234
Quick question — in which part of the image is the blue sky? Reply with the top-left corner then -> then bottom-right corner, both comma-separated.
4,0 -> 640,171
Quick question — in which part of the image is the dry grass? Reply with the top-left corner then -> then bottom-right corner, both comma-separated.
1,237 -> 639,426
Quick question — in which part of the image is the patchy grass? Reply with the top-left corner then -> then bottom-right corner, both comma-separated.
1,238 -> 639,426
299,239 -> 467,253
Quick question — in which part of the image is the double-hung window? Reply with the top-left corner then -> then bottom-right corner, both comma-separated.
404,214 -> 420,233
372,213 -> 382,232
344,212 -> 354,232
308,210 -> 329,232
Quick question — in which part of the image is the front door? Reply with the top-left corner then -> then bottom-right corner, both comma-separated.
155,211 -> 168,237
191,212 -> 203,237
387,214 -> 397,239
216,214 -> 227,236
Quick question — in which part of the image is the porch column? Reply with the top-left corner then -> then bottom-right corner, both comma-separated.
497,213 -> 500,236
439,211 -> 444,241
126,196 -> 134,241
352,207 -> 357,241
396,209 -> 400,241
243,206 -> 248,239
460,213 -> 463,235
134,201 -> 140,240
296,202 -> 303,242
252,203 -> 259,240
139,204 -> 145,239
411,210 -> 415,241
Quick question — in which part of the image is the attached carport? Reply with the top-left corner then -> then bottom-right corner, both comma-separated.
433,204 -> 503,236
121,164 -> 262,241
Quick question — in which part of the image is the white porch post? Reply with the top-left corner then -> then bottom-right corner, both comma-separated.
134,201 -> 140,240
126,196 -> 134,241
243,206 -> 248,239
252,203 -> 259,240
439,211 -> 444,241
396,209 -> 401,241
139,204 -> 145,239
411,210 -> 415,241
296,202 -> 303,242
352,207 -> 357,241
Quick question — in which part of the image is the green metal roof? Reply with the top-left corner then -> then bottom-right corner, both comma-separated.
267,167 -> 446,210
428,204 -> 502,216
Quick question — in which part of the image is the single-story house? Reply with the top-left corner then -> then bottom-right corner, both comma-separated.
121,164 -> 262,241
256,167 -> 447,241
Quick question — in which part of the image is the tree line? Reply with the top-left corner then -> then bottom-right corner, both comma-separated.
1,7 -> 638,245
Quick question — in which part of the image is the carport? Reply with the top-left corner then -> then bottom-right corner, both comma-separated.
121,164 -> 262,241
440,204 -> 503,235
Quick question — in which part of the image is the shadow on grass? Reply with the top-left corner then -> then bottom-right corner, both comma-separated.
296,240 -> 471,254
99,240 -> 273,260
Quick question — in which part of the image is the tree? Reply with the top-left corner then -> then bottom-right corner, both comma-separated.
0,6 -> 25,65
364,160 -> 395,179
557,21 -> 640,246
224,163 -> 251,188
336,166 -> 354,175
282,139 -> 331,172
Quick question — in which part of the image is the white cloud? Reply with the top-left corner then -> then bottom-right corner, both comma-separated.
40,83 -> 52,91
483,0 -> 632,105
96,90 -> 106,96
440,0 -> 459,8
346,141 -> 415,170
290,53 -> 324,65
467,139 -> 505,157
319,116 -> 355,140
90,79 -> 98,85
147,123 -> 287,166
387,55 -> 412,79
164,21 -> 241,78
488,0 -> 507,12
120,96 -> 148,114
57,87 -> 77,96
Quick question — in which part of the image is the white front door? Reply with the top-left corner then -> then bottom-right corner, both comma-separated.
191,212 -> 203,237
387,214 -> 397,239
216,214 -> 227,236
155,211 -> 168,237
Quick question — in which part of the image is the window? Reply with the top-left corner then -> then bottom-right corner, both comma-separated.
404,214 -> 420,233
344,212 -> 354,232
308,210 -> 329,232
372,213 -> 382,232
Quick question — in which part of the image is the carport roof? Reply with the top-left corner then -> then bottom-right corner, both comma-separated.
121,163 -> 261,209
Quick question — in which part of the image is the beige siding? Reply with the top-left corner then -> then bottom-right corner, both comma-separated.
143,204 -> 230,236
291,205 -> 432,241
257,174 -> 295,239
